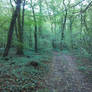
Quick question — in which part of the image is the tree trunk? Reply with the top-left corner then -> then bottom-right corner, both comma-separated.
16,1 -> 24,55
3,0 -> 21,57
61,9 -> 67,49
69,17 -> 74,49
60,0 -> 67,49
34,25 -> 38,52
16,0 -> 25,55
31,0 -> 38,52
39,0 -> 42,36
16,12 -> 24,55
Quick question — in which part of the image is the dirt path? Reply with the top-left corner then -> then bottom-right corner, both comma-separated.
44,52 -> 91,92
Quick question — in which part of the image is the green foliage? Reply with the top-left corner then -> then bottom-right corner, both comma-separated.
78,66 -> 87,72
0,0 -> 92,91
0,0 -> 92,57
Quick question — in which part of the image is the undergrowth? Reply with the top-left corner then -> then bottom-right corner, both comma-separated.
0,50 -> 52,92
71,49 -> 92,84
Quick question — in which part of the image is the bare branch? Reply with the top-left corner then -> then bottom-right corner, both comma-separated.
71,0 -> 85,8
81,1 -> 92,13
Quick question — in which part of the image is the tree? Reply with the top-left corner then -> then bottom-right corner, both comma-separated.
61,0 -> 67,49
3,0 -> 22,57
31,0 -> 38,52
16,0 -> 25,55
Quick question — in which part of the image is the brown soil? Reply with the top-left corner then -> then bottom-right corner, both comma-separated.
44,52 -> 92,92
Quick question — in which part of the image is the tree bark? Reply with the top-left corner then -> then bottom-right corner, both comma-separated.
61,0 -> 67,49
31,0 -> 38,52
16,0 -> 25,55
3,0 -> 21,57
16,6 -> 24,55
69,16 -> 74,49
39,0 -> 42,36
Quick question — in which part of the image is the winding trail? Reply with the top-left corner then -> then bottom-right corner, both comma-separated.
44,52 -> 91,92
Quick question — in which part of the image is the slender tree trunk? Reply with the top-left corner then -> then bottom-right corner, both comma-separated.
22,0 -> 25,29
16,0 -> 25,55
69,17 -> 74,49
15,22 -> 18,38
61,1 -> 67,49
21,0 -> 25,37
3,0 -> 21,57
29,30 -> 33,47
83,14 -> 89,31
31,0 -> 38,52
34,24 -> 38,52
61,12 -> 67,40
39,0 -> 42,36
16,7 -> 24,55
80,5 -> 83,40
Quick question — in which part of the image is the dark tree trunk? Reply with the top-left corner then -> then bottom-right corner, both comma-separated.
39,0 -> 42,36
80,5 -> 83,40
21,0 -> 25,38
29,30 -> 33,47
69,16 -> 74,49
16,0 -> 25,55
34,25 -> 38,52
31,0 -> 38,52
16,9 -> 24,55
3,0 -> 21,57
61,0 -> 67,49
61,10 -> 67,48
83,14 -> 89,31
33,12 -> 38,52
61,12 -> 67,40
22,0 -> 25,30
15,22 -> 18,38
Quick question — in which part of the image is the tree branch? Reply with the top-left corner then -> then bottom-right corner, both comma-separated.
81,1 -> 92,13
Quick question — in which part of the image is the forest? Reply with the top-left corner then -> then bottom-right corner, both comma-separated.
0,0 -> 92,91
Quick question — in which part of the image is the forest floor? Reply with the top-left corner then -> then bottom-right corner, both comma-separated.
0,50 -> 92,92
0,50 -> 52,92
44,51 -> 92,92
